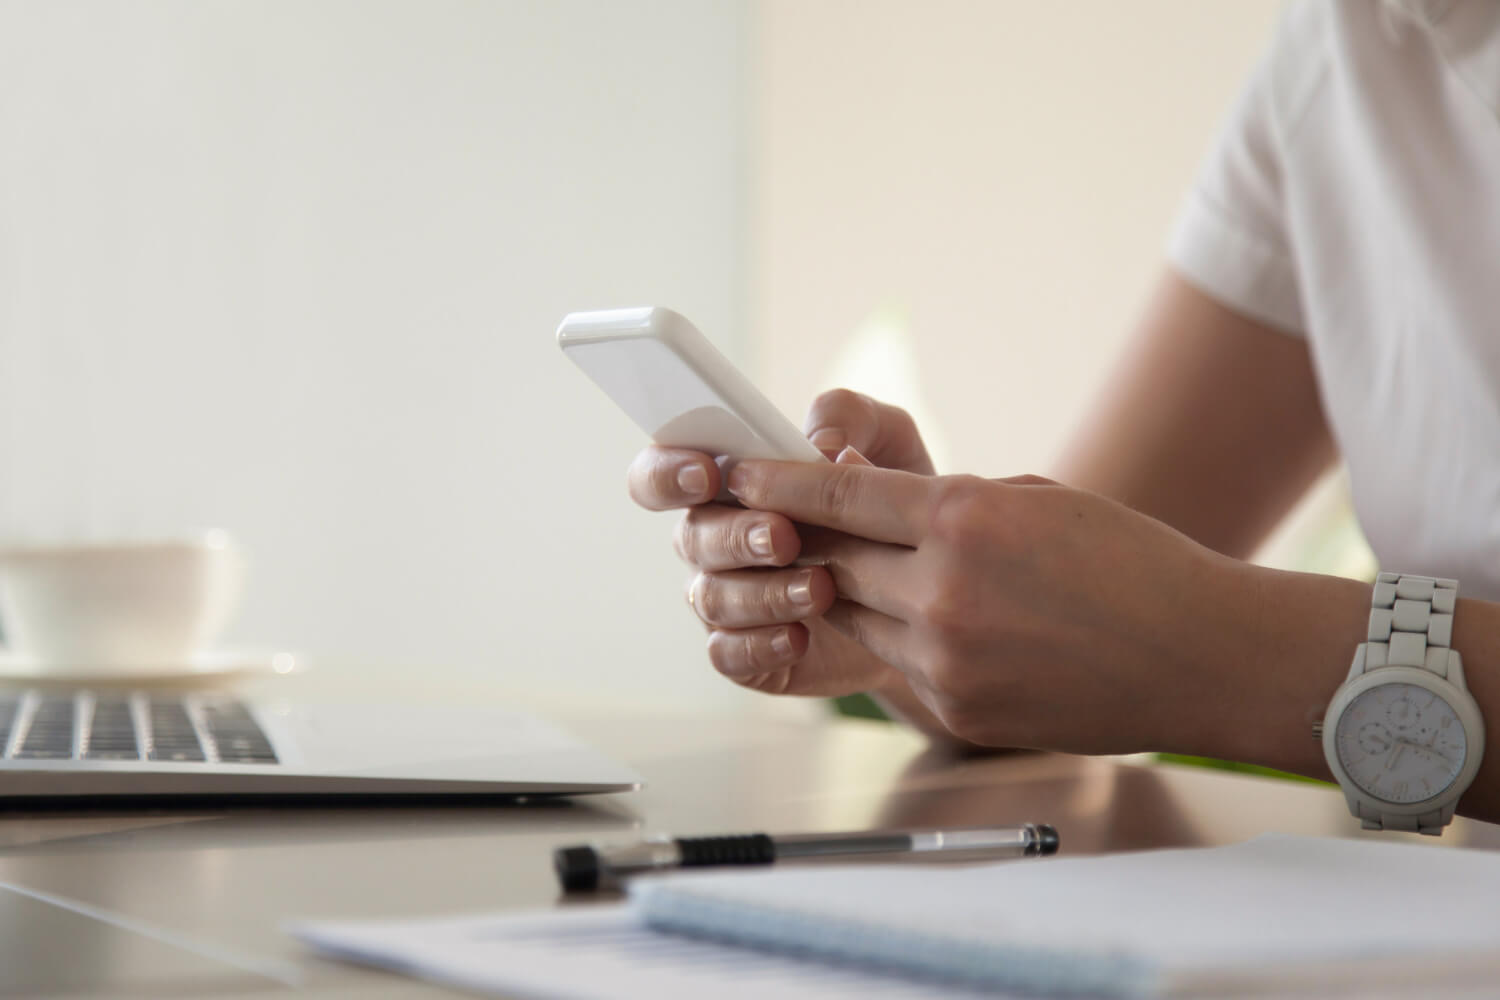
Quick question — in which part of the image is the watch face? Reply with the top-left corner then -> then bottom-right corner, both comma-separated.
1334,682 -> 1468,804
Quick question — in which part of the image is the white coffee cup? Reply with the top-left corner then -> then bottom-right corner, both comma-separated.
0,531 -> 244,675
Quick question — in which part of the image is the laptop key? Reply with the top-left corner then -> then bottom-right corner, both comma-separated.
200,700 -> 278,764
145,700 -> 207,762
0,699 -> 17,752
85,700 -> 140,760
16,698 -> 75,759
152,748 -> 208,763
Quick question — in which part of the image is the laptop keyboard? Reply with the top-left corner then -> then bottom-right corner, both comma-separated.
0,691 -> 278,765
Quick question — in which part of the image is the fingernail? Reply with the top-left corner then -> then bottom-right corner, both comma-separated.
726,463 -> 749,497
836,445 -> 872,466
787,575 -> 814,607
748,523 -> 774,558
809,428 -> 846,458
770,628 -> 794,658
677,464 -> 709,497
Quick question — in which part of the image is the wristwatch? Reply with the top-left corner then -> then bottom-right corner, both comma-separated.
1320,572 -> 1485,835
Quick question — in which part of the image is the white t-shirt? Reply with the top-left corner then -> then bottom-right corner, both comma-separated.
1167,0 -> 1500,600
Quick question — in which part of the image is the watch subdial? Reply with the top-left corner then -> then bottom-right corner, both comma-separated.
1358,722 -> 1394,755
1386,696 -> 1420,732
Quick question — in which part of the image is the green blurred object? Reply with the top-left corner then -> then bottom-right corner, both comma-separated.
832,693 -> 890,722
1154,753 -> 1331,785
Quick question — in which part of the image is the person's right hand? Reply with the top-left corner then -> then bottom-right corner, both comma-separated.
627,389 -> 936,698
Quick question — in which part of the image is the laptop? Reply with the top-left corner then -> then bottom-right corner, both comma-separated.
0,688 -> 642,800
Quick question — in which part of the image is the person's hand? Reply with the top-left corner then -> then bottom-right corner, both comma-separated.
626,390 -> 935,698
721,459 -> 1256,753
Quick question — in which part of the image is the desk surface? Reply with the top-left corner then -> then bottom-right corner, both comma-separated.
2,672 -> 1498,999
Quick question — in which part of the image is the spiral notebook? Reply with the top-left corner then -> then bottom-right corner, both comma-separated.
290,834 -> 1500,998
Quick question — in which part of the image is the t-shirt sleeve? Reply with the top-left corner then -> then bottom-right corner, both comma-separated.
1167,20 -> 1306,337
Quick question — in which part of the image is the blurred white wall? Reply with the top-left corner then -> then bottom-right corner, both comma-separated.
0,0 -> 754,710
0,1 -> 1296,712
751,0 -> 1283,478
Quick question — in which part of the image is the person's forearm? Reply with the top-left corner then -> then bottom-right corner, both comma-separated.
1446,595 -> 1500,821
1188,561 -> 1499,825
1052,272 -> 1335,560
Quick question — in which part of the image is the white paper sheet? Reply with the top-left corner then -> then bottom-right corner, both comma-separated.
633,834 -> 1500,981
291,906 -> 1007,1000
291,834 -> 1500,998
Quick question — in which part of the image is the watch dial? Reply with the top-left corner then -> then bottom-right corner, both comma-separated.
1335,682 -> 1467,804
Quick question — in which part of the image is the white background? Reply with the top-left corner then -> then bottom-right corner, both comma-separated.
0,1 -> 1281,712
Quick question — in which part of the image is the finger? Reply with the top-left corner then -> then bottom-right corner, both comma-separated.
674,506 -> 800,570
802,388 -> 875,458
706,624 -> 809,683
820,599 -> 920,677
804,388 -> 934,474
626,447 -> 720,510
796,529 -> 915,620
727,459 -> 931,546
707,617 -> 898,697
732,669 -> 797,696
688,567 -> 836,629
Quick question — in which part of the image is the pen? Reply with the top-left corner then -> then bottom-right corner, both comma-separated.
554,823 -> 1058,892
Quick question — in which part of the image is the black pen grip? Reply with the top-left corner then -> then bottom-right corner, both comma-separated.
676,833 -> 777,867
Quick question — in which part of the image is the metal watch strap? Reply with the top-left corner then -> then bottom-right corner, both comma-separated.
1361,572 -> 1458,678
1350,572 -> 1459,834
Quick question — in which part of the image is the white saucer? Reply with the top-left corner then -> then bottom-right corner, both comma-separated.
0,649 -> 300,684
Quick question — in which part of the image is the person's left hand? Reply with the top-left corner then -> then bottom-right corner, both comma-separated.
725,457 -> 1255,754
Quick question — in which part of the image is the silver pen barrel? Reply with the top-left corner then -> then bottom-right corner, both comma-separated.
774,823 -> 1054,859
555,825 -> 1057,892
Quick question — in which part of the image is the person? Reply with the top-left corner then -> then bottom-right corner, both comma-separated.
628,0 -> 1500,828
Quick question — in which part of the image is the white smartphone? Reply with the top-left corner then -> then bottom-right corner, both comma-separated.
556,306 -> 825,464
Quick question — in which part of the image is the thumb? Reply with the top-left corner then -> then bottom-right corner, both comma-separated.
803,389 -> 933,473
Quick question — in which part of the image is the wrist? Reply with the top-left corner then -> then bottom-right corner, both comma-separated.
1175,560 -> 1368,775
1443,596 -> 1500,821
